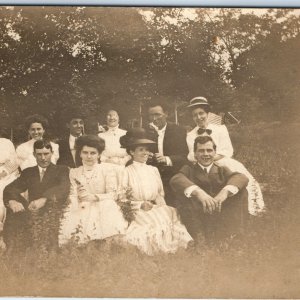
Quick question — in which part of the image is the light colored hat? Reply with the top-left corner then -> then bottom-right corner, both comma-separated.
187,96 -> 210,108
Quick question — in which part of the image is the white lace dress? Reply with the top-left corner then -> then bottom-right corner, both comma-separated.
186,124 -> 265,216
121,162 -> 193,255
59,163 -> 128,246
16,139 -> 59,171
98,127 -> 131,166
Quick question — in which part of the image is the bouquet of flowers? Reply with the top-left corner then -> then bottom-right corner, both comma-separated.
115,187 -> 136,224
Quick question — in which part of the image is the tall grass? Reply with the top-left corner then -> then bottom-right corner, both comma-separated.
0,122 -> 299,298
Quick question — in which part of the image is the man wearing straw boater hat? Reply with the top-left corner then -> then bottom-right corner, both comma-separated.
145,100 -> 188,207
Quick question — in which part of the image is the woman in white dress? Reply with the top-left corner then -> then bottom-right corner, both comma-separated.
0,137 -> 19,249
59,135 -> 128,246
16,114 -> 59,171
98,110 -> 131,166
186,97 -> 265,216
119,128 -> 193,256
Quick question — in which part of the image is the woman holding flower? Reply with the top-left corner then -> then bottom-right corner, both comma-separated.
120,128 -> 192,255
59,135 -> 128,246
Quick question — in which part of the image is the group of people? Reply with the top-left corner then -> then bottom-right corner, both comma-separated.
0,96 -> 265,255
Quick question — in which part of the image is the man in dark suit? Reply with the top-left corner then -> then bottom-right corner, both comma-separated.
3,139 -> 70,250
170,135 -> 249,240
146,101 -> 188,206
57,112 -> 84,168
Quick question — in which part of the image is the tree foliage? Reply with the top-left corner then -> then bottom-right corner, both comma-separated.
0,7 -> 299,139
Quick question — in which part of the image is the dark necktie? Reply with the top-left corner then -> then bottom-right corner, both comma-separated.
203,167 -> 208,174
197,128 -> 212,135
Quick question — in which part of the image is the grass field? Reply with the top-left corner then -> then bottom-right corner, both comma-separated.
0,122 -> 299,298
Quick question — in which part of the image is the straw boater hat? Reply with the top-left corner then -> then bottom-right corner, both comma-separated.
120,128 -> 156,149
187,96 -> 210,109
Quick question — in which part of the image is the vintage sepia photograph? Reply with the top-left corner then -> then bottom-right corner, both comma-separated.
0,5 -> 299,298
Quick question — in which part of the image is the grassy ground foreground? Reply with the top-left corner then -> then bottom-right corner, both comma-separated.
0,121 -> 299,298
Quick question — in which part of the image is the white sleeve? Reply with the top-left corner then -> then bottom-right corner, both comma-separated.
51,142 -> 60,164
165,156 -> 173,166
223,185 -> 239,196
154,168 -> 166,205
186,133 -> 196,162
0,139 -> 18,174
68,169 -> 79,208
184,185 -> 199,198
215,125 -> 233,158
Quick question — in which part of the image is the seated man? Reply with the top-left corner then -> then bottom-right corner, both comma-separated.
57,111 -> 84,168
3,139 -> 70,250
170,135 -> 249,240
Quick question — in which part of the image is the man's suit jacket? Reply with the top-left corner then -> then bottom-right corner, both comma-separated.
170,163 -> 249,239
57,138 -> 82,168
3,163 -> 70,208
146,122 -> 188,181
170,162 -> 248,197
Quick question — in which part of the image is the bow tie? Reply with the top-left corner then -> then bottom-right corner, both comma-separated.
197,128 -> 212,135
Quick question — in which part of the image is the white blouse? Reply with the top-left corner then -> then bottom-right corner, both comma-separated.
0,138 -> 18,174
121,161 -> 166,206
68,163 -> 123,209
98,127 -> 130,165
16,139 -> 59,171
187,123 -> 233,162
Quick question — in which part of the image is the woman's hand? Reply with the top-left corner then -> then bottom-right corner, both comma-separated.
77,185 -> 97,202
79,193 -> 98,202
0,170 -> 8,180
141,201 -> 153,211
213,154 -> 224,161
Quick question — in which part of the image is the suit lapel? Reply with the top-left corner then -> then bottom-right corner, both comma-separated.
33,166 -> 41,183
65,138 -> 74,163
41,163 -> 55,184
194,164 -> 208,181
209,164 -> 219,175
64,137 -> 77,167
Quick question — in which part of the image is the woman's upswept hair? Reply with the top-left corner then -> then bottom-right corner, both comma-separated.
75,134 -> 105,154
25,114 -> 49,130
